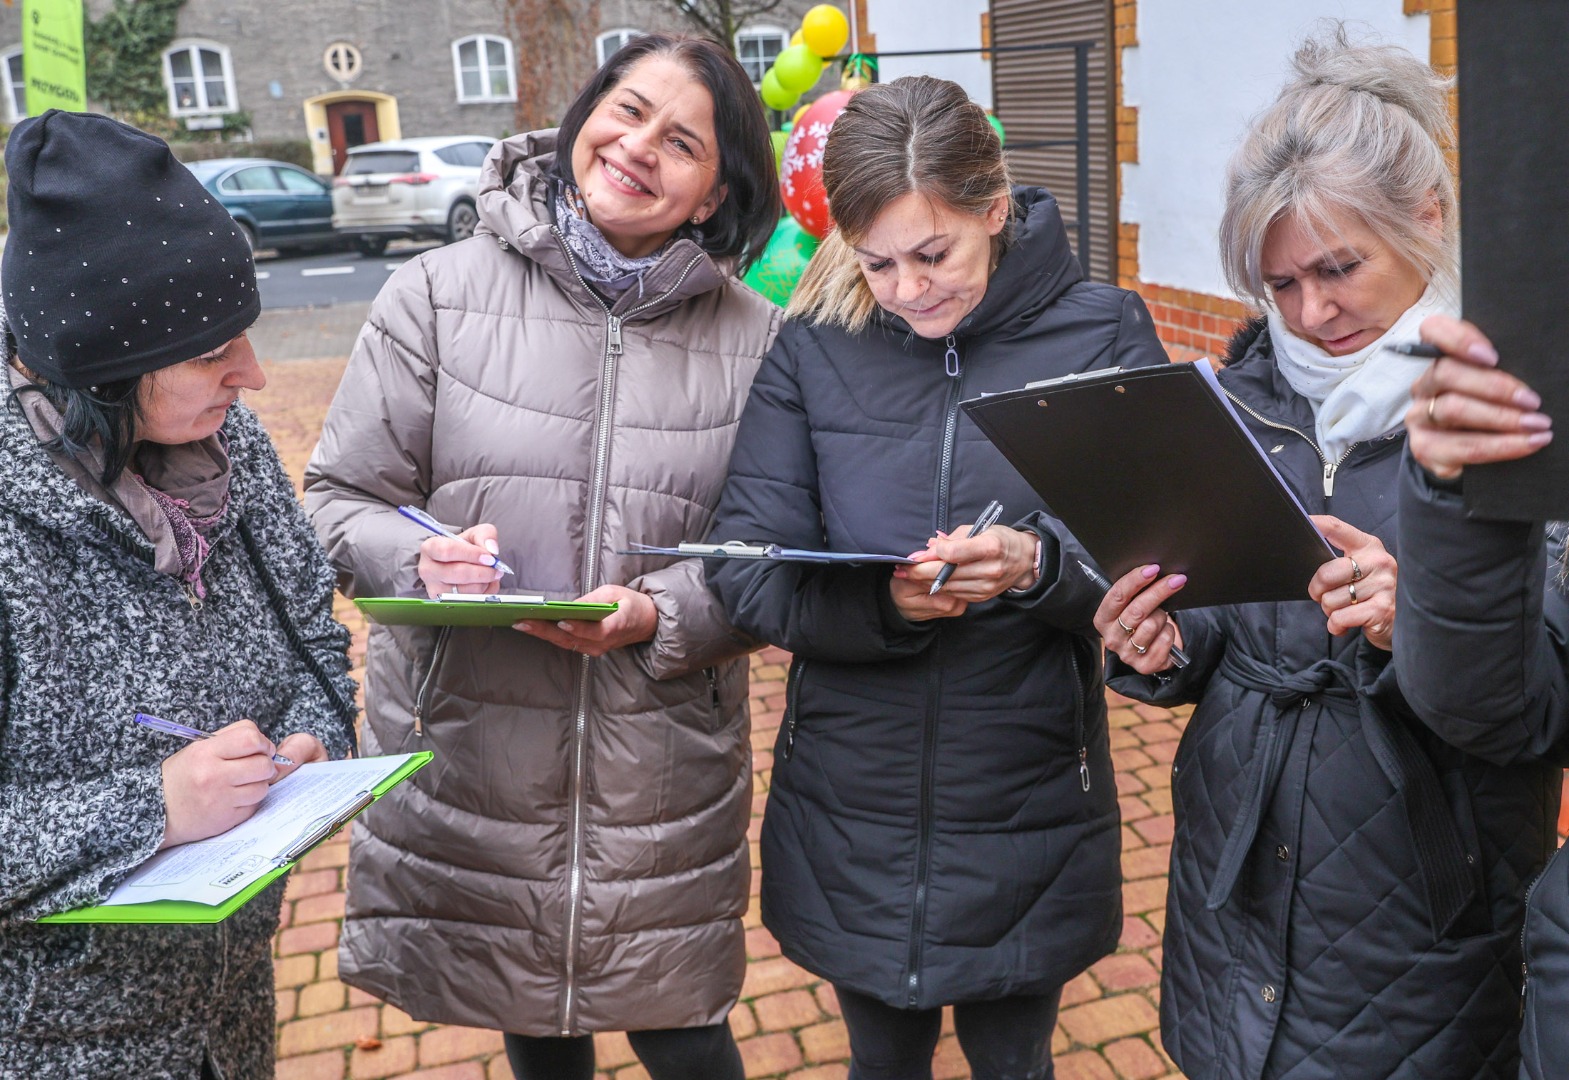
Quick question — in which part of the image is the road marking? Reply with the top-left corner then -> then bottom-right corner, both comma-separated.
384,262 -> 409,271
255,271 -> 270,280
301,266 -> 356,277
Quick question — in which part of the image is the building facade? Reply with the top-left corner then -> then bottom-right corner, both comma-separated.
0,0 -> 824,175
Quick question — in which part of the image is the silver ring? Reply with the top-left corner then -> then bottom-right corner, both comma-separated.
1348,581 -> 1359,604
1348,555 -> 1363,581
1132,641 -> 1148,655
1427,394 -> 1439,425
1116,616 -> 1136,635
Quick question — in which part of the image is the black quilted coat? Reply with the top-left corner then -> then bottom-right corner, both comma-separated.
1394,462 -> 1569,1080
706,186 -> 1168,1008
1107,321 -> 1554,1079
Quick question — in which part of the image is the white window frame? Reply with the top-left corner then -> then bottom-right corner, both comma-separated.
452,34 -> 517,104
596,28 -> 642,67
162,39 -> 238,116
735,25 -> 789,85
1,46 -> 23,123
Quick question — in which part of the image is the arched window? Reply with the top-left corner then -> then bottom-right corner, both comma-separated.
596,28 -> 642,67
162,40 -> 237,115
735,26 -> 788,85
0,46 -> 23,123
453,34 -> 516,103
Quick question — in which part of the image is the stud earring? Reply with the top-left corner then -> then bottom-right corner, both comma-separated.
691,214 -> 702,224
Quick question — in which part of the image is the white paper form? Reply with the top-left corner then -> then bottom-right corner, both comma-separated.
100,754 -> 415,908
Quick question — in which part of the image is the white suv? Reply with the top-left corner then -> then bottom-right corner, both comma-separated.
331,135 -> 497,256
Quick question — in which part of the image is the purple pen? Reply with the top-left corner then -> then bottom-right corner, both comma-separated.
397,504 -> 514,577
133,712 -> 296,766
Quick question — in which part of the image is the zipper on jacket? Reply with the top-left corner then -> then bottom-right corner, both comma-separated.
1069,643 -> 1090,793
781,660 -> 807,761
1521,839 -> 1564,1017
907,337 -> 966,1008
551,226 -> 706,1035
1221,388 -> 1358,498
412,626 -> 452,738
705,666 -> 721,711
907,642 -> 943,1007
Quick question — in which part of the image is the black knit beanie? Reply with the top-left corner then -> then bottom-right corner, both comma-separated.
2,109 -> 259,389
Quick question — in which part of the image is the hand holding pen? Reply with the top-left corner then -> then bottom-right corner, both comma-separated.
1082,561 -> 1191,671
400,505 -> 514,599
136,714 -> 327,849
930,500 -> 1006,595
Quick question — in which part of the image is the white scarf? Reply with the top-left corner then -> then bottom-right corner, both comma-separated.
1267,283 -> 1457,463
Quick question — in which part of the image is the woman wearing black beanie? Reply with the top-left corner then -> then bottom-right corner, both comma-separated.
0,109 -> 357,1079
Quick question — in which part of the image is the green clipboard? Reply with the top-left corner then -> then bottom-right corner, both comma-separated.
355,597 -> 618,627
39,751 -> 432,925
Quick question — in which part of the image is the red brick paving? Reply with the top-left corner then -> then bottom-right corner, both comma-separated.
252,356 -> 1187,1079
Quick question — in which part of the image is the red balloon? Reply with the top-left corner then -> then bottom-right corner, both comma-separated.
780,89 -> 856,239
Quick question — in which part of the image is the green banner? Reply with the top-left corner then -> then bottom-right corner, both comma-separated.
22,0 -> 86,115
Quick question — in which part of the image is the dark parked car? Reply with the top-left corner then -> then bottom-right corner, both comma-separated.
185,157 -> 340,255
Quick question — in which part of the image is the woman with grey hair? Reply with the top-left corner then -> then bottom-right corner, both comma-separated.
1092,27 -> 1548,1078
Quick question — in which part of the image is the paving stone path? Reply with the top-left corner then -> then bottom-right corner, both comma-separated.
252,356 -> 1188,1080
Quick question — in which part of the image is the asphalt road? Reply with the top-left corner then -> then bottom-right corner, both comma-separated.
254,240 -> 443,310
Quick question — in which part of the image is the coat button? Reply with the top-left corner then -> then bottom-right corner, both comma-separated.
1276,845 -> 1290,861
1261,985 -> 1277,1004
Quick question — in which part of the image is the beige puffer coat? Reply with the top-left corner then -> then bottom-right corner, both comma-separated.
302,131 -> 781,1036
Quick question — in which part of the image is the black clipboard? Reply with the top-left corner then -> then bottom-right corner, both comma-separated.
962,363 -> 1333,610
1456,0 -> 1569,520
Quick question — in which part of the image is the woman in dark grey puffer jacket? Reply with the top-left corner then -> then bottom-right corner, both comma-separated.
1393,313 -> 1569,1080
1097,32 -> 1551,1080
0,111 -> 356,1080
708,78 -> 1167,1079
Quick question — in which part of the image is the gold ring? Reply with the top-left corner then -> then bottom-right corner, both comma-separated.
1427,395 -> 1439,425
1116,616 -> 1136,635
1132,641 -> 1148,655
1348,556 -> 1362,581
1348,581 -> 1359,604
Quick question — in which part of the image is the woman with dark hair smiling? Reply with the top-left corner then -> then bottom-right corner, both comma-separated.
304,33 -> 780,1080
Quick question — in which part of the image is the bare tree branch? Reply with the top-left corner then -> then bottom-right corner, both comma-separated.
501,0 -> 602,131
635,0 -> 789,52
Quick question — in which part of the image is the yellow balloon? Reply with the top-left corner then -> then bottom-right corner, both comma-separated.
791,29 -> 804,48
801,4 -> 850,58
792,103 -> 811,127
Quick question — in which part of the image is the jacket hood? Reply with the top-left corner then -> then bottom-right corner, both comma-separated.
474,129 -> 735,321
876,185 -> 1084,340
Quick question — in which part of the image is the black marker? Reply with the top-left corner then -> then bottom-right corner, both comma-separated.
1383,341 -> 1443,359
1076,561 -> 1190,670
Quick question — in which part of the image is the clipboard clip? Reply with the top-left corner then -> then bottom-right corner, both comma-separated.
1024,366 -> 1124,390
438,592 -> 549,604
674,541 -> 783,558
272,789 -> 376,866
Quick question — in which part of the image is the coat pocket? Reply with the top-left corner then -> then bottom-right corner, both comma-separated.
778,659 -> 808,763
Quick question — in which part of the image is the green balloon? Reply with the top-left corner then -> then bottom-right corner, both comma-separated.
760,68 -> 797,111
771,130 -> 788,169
987,113 -> 1006,146
774,44 -> 824,94
743,216 -> 821,307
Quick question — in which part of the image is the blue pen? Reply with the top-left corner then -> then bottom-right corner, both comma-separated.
398,505 -> 514,577
134,712 -> 296,766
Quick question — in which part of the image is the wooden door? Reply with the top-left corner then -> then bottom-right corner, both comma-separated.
326,101 -> 381,174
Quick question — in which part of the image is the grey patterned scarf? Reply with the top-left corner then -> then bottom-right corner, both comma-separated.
554,183 -> 672,297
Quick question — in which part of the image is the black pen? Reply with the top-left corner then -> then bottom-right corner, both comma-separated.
1076,561 -> 1190,670
929,500 -> 1005,595
1383,341 -> 1443,359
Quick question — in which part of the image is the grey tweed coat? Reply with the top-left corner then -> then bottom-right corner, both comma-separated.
0,393 -> 357,1080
